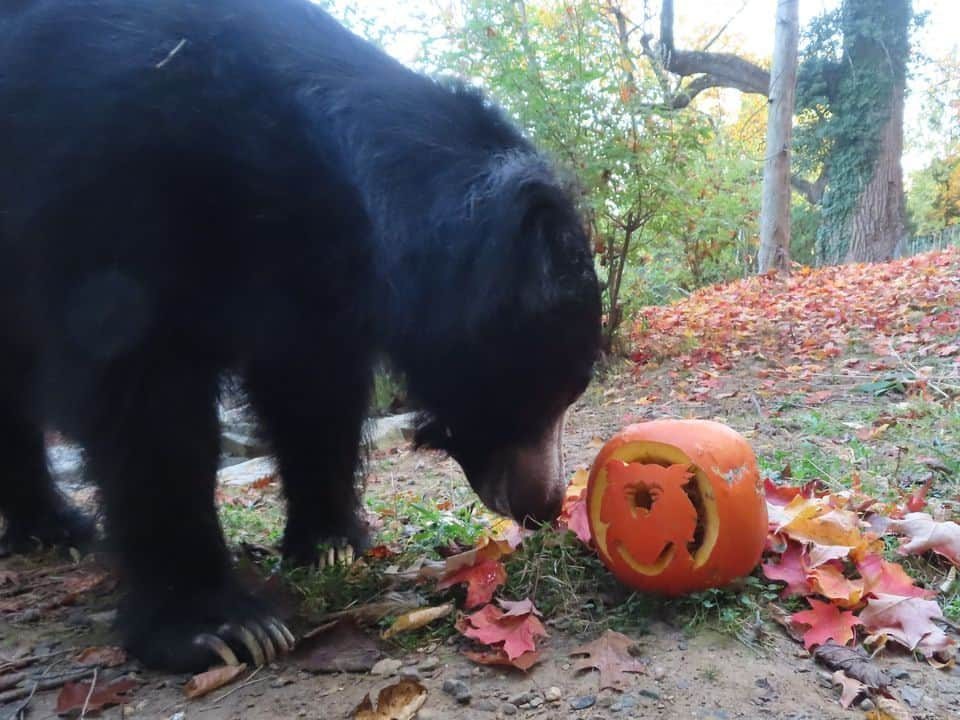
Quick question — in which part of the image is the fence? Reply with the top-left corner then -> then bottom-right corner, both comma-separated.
895,224 -> 960,258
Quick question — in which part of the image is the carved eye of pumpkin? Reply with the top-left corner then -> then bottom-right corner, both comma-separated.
586,419 -> 767,596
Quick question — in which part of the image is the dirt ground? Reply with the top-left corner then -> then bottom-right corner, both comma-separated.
1,353 -> 959,720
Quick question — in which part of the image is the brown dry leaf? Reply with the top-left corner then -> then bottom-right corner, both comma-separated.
184,664 -> 247,700
381,603 -> 453,640
75,646 -> 128,668
354,679 -> 427,720
831,670 -> 867,709
569,630 -> 646,691
297,619 -> 383,673
813,642 -> 890,689
866,697 -> 913,720
56,676 -> 138,716
769,603 -> 806,643
464,648 -> 541,671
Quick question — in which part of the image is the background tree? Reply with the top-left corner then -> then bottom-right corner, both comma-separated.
757,0 -> 799,274
425,0 -> 713,352
795,0 -> 913,264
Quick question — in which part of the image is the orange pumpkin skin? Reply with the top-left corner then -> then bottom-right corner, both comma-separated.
586,419 -> 767,596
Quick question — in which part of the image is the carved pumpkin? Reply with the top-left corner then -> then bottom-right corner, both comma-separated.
586,419 -> 767,596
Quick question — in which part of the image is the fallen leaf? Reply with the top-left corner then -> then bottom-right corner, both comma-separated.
866,697 -> 913,720
856,554 -> 934,598
56,676 -> 138,716
184,664 -> 247,699
456,599 -> 547,661
809,564 -> 864,607
436,558 -> 507,609
354,679 -> 427,720
859,593 -> 956,658
569,630 -> 646,691
777,496 -> 863,547
831,670 -> 867,709
297,619 -> 382,673
888,513 -> 960,566
463,648 -> 541,671
905,477 -> 934,513
559,489 -> 592,545
762,541 -> 811,597
790,599 -> 861,650
769,603 -> 807,643
813,642 -> 891,689
75,646 -> 128,668
381,604 -> 453,639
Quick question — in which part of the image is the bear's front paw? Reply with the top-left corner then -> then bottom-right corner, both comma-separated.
119,583 -> 295,672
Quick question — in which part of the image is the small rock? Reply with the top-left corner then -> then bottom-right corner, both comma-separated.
900,686 -> 923,708
598,695 -> 613,708
370,658 -> 402,677
652,665 -> 667,681
418,656 -> 441,672
271,676 -> 296,688
442,678 -> 472,704
508,691 -> 537,706
528,696 -> 544,708
474,699 -> 498,712
678,639 -> 689,651
569,695 -> 596,711
500,702 -> 518,716
561,663 -> 571,671
618,695 -> 638,710
399,666 -> 421,680
859,698 -> 876,712
639,689 -> 661,701
168,714 -> 186,720
891,668 -> 910,680
545,686 -> 562,703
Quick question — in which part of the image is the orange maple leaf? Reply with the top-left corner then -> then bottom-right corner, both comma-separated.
790,599 -> 861,650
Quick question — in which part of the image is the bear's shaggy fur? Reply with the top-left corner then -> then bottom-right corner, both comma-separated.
0,0 -> 601,670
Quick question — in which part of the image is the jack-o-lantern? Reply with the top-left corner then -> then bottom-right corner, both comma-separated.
587,419 -> 766,596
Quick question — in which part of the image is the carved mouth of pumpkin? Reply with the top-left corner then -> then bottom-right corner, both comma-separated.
589,442 -> 720,576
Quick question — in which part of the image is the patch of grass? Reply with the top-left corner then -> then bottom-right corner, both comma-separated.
670,576 -> 782,647
366,495 -> 488,557
281,561 -> 389,618
220,500 -> 284,547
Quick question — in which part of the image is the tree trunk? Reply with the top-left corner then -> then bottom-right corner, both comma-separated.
845,82 -> 906,262
757,0 -> 799,274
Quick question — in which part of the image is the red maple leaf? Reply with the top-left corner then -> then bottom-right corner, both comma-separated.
856,554 -> 933,599
436,558 -> 507,609
790,599 -> 861,650
761,541 -> 811,597
456,599 -> 547,661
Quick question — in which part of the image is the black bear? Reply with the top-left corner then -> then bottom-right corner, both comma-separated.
0,0 -> 601,671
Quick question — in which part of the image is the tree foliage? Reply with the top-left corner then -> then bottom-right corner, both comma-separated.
794,0 -> 914,264
423,0 -> 725,351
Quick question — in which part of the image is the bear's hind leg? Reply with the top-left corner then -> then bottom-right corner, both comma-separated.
78,350 -> 292,671
0,359 -> 94,556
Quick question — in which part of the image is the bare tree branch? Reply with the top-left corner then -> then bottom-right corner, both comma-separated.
790,169 -> 828,205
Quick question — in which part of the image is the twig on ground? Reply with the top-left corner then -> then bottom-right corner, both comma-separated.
0,668 -> 95,705
79,667 -> 98,719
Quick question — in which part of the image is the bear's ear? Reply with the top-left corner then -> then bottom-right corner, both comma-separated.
471,157 -> 590,317
508,176 -> 593,316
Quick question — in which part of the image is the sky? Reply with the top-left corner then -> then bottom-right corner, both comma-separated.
352,0 -> 959,174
